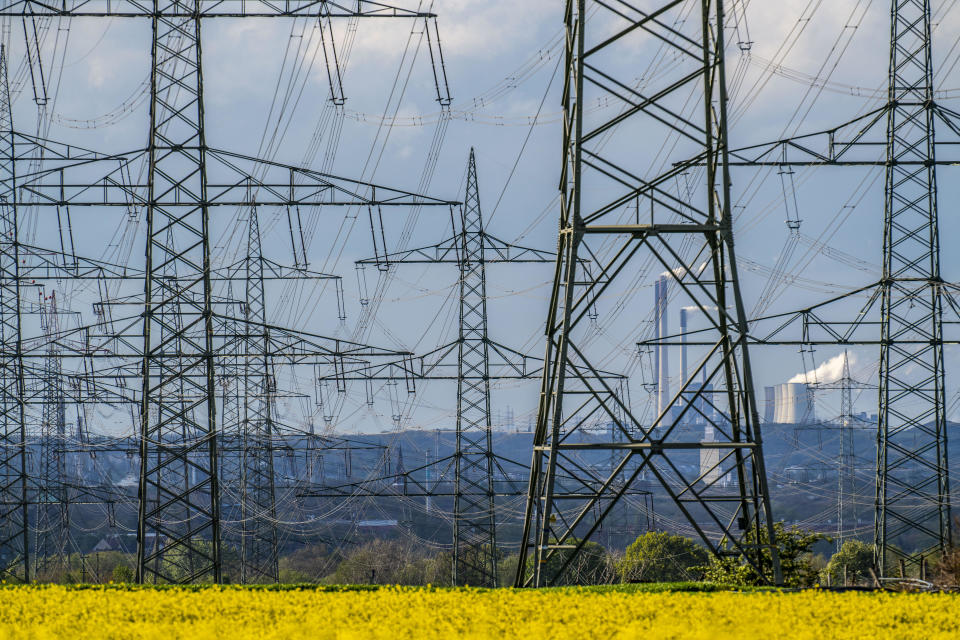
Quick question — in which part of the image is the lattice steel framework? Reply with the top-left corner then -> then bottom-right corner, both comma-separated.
0,45 -> 28,582
240,206 -> 279,584
452,149 -> 497,587
343,149 -> 554,586
137,5 -> 221,583
710,0 -> 960,576
34,292 -> 70,576
875,0 -> 950,573
515,0 -> 781,586
2,0 -> 450,583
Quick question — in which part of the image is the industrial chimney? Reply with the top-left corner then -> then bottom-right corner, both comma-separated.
680,307 -> 688,384
655,274 -> 669,420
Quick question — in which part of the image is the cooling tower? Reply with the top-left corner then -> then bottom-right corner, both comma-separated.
699,424 -> 721,485
773,382 -> 815,424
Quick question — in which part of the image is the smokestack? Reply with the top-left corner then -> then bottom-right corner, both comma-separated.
656,275 -> 669,420
680,307 -> 688,384
679,307 -> 688,425
654,277 -> 660,399
764,386 -> 775,424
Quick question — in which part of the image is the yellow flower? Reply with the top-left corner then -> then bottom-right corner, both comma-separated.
0,585 -> 957,640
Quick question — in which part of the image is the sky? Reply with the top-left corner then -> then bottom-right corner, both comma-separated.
5,0 -> 960,435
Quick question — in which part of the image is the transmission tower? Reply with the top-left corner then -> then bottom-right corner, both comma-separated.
1,0 -> 453,583
515,0 -> 781,586
839,351 -> 856,548
732,0 -> 954,575
874,0 -> 950,573
239,206 -> 280,584
813,350 -> 870,549
350,149 -> 554,586
452,149 -> 497,586
0,44 -> 28,582
136,8 -> 222,584
34,291 -> 70,577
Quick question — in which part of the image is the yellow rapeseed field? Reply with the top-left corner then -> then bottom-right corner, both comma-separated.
0,585 -> 958,640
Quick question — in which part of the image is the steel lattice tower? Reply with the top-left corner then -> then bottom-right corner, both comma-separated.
35,292 -> 70,576
515,0 -> 781,586
138,5 -> 221,583
0,44 -> 28,582
837,350 -> 856,548
345,148 -> 554,586
719,0 -> 958,575
2,1 -> 452,582
453,149 -> 497,587
240,206 -> 279,584
345,148 -> 559,586
875,0 -> 950,573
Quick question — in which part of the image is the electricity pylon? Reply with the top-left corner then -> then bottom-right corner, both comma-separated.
0,44 -> 28,582
3,0 -> 452,583
874,0 -> 950,574
451,150 -> 497,587
354,149 -> 554,586
811,351 -> 871,549
728,0 -> 955,575
34,291 -> 70,577
515,0 -> 782,586
239,206 -> 280,584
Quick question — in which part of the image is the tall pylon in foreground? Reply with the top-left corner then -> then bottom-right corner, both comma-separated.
718,0 -> 954,575
875,0 -> 950,573
137,7 -> 222,584
515,0 -> 781,586
0,45 -> 28,582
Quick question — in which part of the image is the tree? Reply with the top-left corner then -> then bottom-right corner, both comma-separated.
111,563 -> 135,583
700,523 -> 829,587
934,547 -> 960,586
279,544 -> 332,583
822,540 -> 874,586
323,539 -> 451,586
617,531 -> 708,583
159,540 -> 239,583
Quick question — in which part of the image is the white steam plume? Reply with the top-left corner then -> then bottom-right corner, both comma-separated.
787,352 -> 854,385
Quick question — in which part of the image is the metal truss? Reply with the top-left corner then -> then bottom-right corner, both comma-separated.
874,0 -> 950,574
716,0 -> 953,576
7,0 -> 455,583
0,45 -> 28,582
514,0 -> 781,587
451,150 -> 498,587
33,292 -> 70,576
359,150 -> 555,586
135,6 -> 220,584
804,351 -> 874,548
238,207 -> 279,583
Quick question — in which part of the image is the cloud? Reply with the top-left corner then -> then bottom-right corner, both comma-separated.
788,351 -> 853,385
660,261 -> 709,280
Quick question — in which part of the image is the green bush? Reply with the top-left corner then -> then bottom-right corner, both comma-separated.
699,522 -> 828,587
616,531 -> 708,583
821,540 -> 873,586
